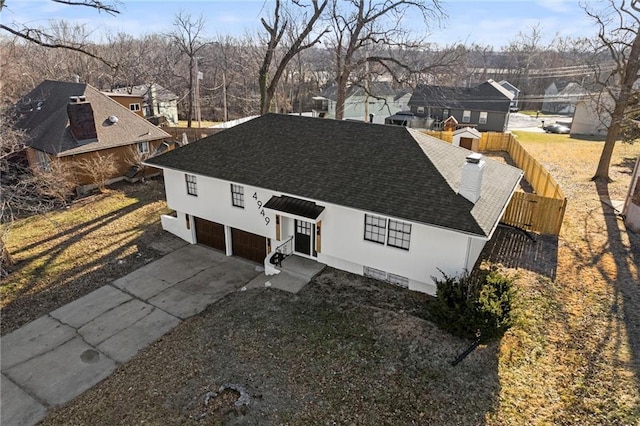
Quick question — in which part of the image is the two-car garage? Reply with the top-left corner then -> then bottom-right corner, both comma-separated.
194,217 -> 267,264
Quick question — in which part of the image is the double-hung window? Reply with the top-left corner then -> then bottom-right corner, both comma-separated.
387,220 -> 411,250
231,184 -> 244,208
364,214 -> 387,244
185,174 -> 197,196
462,110 -> 471,123
364,214 -> 411,250
137,141 -> 150,154
479,111 -> 488,124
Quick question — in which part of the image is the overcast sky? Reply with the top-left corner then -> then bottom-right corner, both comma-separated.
1,0 -> 600,49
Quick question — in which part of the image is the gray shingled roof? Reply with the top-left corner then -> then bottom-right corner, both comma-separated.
146,114 -> 522,237
408,80 -> 513,113
16,80 -> 170,156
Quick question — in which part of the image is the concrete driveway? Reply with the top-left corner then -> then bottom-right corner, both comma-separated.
0,245 -> 263,426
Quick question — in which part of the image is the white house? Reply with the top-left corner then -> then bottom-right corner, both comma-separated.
624,155 -> 640,232
571,94 -> 612,137
312,82 -> 405,124
145,114 -> 523,295
542,81 -> 587,114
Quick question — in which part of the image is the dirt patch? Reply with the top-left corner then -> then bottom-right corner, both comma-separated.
44,273 -> 500,425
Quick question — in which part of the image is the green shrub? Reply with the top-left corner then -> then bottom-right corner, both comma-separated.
431,268 -> 516,342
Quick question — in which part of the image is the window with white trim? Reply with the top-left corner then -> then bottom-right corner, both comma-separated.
462,110 -> 471,123
231,184 -> 244,208
387,219 -> 411,250
129,103 -> 141,111
35,150 -> 51,171
364,214 -> 386,244
479,111 -> 488,124
417,106 -> 425,115
137,141 -> 150,154
185,174 -> 197,196
443,108 -> 449,118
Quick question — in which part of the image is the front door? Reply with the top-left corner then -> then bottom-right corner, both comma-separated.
294,220 -> 312,256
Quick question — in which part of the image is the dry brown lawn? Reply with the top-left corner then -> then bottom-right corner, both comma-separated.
5,133 -> 640,424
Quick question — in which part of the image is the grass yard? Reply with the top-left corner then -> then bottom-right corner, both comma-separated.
4,133 -> 640,424
0,179 -> 176,335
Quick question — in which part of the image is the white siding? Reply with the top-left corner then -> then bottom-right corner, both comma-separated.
161,168 -> 488,295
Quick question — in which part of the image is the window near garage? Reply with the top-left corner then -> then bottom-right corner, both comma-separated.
387,273 -> 409,288
231,184 -> 244,208
462,110 -> 471,123
185,174 -> 197,196
364,266 -> 387,281
137,141 -> 150,154
387,219 -> 411,250
479,111 -> 488,124
129,103 -> 141,112
364,214 -> 386,244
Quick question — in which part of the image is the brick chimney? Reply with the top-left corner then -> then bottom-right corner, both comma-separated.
459,153 -> 486,203
67,96 -> 97,141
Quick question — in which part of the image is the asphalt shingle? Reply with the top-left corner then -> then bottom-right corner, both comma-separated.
146,114 -> 522,237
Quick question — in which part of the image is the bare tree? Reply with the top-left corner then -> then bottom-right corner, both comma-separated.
586,0 -> 640,181
168,12 -> 208,127
0,109 -> 76,276
75,152 -> 118,192
0,0 -> 120,68
258,0 -> 329,114
326,0 -> 444,120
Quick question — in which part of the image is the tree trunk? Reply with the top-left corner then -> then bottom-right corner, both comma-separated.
335,72 -> 349,121
592,17 -> 640,181
187,56 -> 194,128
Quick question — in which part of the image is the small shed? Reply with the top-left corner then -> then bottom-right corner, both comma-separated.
443,116 -> 458,131
623,155 -> 640,232
452,127 -> 481,152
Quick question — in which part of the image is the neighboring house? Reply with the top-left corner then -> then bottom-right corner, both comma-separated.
542,81 -> 587,114
407,79 -> 514,132
624,155 -> 640,232
570,94 -> 612,137
16,80 -> 172,190
499,80 -> 520,111
103,92 -> 145,118
145,114 -> 523,295
312,82 -> 405,124
110,84 -> 179,125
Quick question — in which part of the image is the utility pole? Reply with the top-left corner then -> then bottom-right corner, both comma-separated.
194,57 -> 202,129
222,71 -> 228,122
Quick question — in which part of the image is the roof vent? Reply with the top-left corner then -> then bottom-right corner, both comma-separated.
108,115 -> 119,124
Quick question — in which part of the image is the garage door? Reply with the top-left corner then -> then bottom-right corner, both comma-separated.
195,217 -> 225,251
231,228 -> 267,264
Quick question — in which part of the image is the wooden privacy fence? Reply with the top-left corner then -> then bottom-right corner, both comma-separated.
423,130 -> 567,235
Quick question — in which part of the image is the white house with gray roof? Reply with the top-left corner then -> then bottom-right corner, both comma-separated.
145,114 -> 522,295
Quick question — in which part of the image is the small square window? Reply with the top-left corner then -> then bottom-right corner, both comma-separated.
387,219 -> 411,250
129,103 -> 141,111
231,184 -> 244,208
137,141 -> 150,154
417,106 -> 425,115
364,214 -> 386,244
462,110 -> 471,123
185,174 -> 197,196
479,111 -> 488,124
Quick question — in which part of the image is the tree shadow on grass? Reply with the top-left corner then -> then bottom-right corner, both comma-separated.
0,181 -> 179,335
593,179 -> 640,402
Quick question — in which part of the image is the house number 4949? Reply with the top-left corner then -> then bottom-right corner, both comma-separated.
252,192 -> 270,225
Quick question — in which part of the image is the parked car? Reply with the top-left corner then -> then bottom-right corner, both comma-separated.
543,123 -> 570,134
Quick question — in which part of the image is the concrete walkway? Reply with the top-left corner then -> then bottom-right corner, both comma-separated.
0,244 -> 267,426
